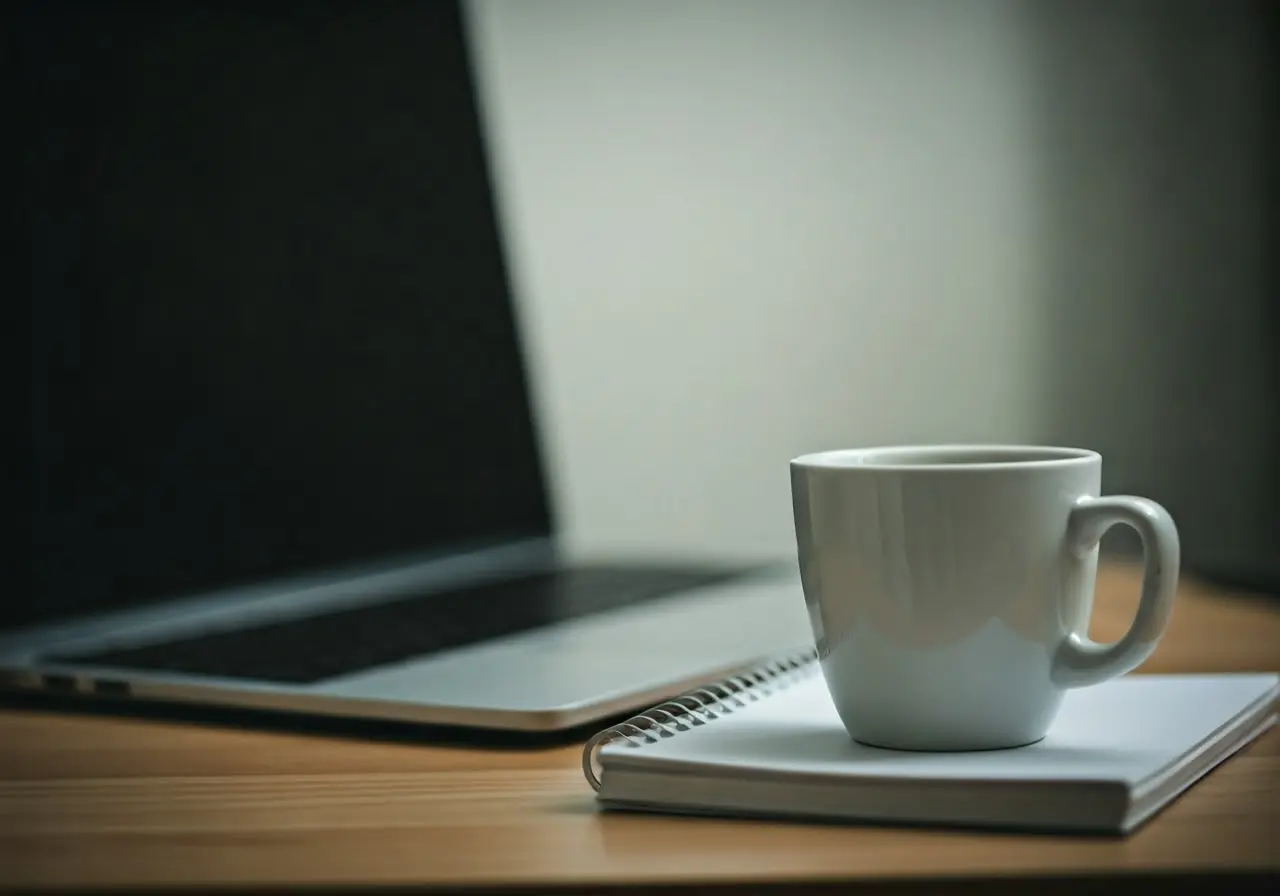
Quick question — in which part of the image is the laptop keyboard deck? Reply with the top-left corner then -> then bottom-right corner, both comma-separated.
50,566 -> 742,683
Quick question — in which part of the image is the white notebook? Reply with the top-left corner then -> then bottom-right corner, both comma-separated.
581,651 -> 1278,834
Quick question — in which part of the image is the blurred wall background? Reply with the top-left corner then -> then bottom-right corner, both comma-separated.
467,0 -> 1274,580
467,0 -> 1047,562
1026,0 -> 1276,586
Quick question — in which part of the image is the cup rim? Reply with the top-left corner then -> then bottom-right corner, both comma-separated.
790,444 -> 1100,471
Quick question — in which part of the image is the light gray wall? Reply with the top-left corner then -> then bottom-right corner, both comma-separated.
467,0 -> 1048,561
466,0 -> 1275,579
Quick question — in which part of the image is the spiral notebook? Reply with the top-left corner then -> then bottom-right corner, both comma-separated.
581,651 -> 1278,834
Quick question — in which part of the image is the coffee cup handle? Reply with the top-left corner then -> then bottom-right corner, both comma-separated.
1052,495 -> 1180,689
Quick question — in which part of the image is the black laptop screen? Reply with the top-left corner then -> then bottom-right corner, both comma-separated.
14,1 -> 553,631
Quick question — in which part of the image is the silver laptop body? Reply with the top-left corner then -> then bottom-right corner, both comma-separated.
0,540 -> 811,732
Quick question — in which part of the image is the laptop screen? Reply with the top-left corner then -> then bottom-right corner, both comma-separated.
15,1 -> 553,631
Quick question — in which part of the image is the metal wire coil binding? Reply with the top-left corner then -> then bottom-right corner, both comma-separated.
581,646 -> 819,791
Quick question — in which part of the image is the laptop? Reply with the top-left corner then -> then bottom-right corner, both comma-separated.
5,0 -> 812,733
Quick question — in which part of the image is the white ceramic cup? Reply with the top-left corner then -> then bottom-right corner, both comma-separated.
790,445 -> 1179,751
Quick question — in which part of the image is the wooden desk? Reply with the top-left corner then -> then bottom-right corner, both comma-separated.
1,563 -> 1277,893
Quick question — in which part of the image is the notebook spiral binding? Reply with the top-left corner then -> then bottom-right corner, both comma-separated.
582,646 -> 820,791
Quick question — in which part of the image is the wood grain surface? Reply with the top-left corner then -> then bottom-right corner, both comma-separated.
1,563 -> 1277,893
